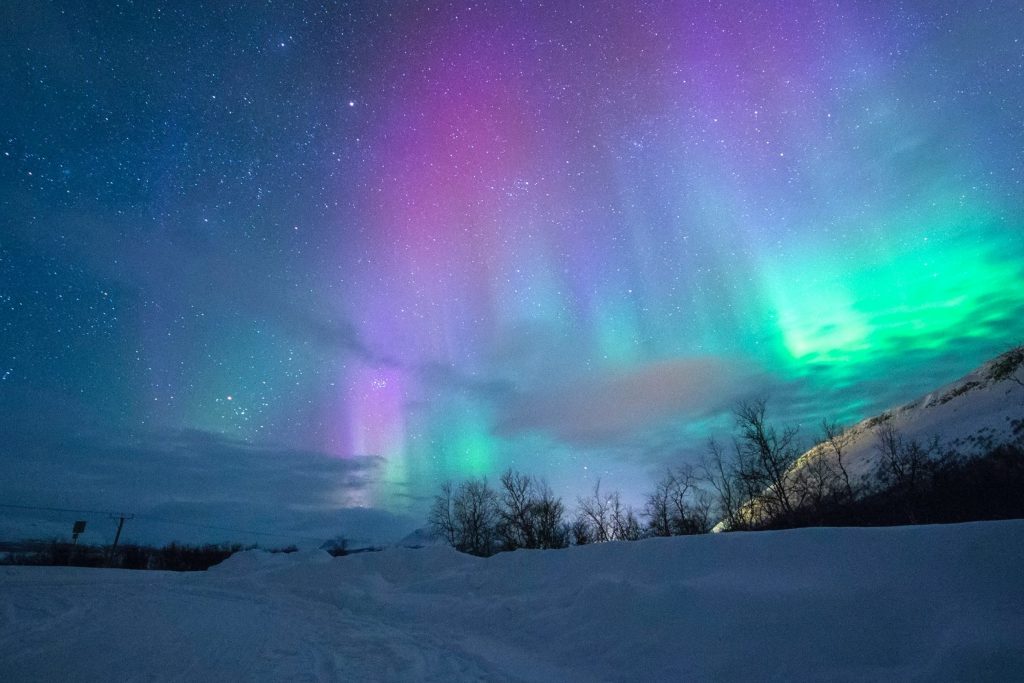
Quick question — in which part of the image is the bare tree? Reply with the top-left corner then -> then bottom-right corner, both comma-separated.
645,464 -> 711,536
986,345 -> 1024,388
458,478 -> 500,556
874,422 -> 906,484
575,480 -> 641,542
821,419 -> 856,501
791,450 -> 839,520
427,481 -> 458,546
532,482 -> 570,549
576,479 -> 613,542
689,489 -> 714,534
668,464 -> 711,534
428,477 -> 499,556
609,490 -> 643,541
700,437 -> 744,530
496,469 -> 537,551
495,469 -> 568,551
569,516 -> 591,545
874,423 -> 933,523
645,471 -> 675,537
733,399 -> 800,521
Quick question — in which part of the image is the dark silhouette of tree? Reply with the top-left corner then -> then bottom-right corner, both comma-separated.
821,419 -> 857,501
609,491 -> 643,541
532,482 -> 570,549
791,448 -> 839,521
576,480 -> 613,543
986,345 -> 1024,388
733,399 -> 800,522
645,472 -> 675,537
569,517 -> 592,546
495,469 -> 569,551
575,480 -> 641,542
873,423 -> 935,524
427,481 -> 458,547
700,437 -> 745,530
497,469 -> 537,551
645,465 -> 711,536
428,477 -> 499,556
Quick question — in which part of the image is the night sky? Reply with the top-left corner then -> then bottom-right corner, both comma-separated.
2,1 -> 1023,544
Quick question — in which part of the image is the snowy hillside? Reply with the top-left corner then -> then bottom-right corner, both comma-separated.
3,521 -> 1023,681
794,346 -> 1024,487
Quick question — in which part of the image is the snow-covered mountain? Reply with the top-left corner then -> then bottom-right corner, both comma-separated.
395,526 -> 444,549
793,345 -> 1024,489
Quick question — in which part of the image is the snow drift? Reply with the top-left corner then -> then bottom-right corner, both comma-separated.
3,520 -> 1023,681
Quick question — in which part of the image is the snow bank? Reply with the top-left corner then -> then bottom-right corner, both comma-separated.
3,521 -> 1023,681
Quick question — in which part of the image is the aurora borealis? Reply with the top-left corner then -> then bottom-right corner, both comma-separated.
2,1 -> 1023,539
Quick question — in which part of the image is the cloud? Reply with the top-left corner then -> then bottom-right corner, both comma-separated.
0,425 -> 416,547
495,356 -> 759,445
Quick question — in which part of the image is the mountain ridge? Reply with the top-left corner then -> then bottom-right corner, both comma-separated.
791,344 -> 1024,493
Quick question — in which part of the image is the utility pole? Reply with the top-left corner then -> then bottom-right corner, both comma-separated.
70,520 -> 87,564
107,513 -> 134,566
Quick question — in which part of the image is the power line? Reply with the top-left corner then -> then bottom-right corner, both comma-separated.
0,502 -> 116,516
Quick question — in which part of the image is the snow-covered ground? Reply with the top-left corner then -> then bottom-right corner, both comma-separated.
3,520 -> 1022,681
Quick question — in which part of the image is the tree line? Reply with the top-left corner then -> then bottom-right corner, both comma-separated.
428,398 -> 1024,557
1,541 -> 299,571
